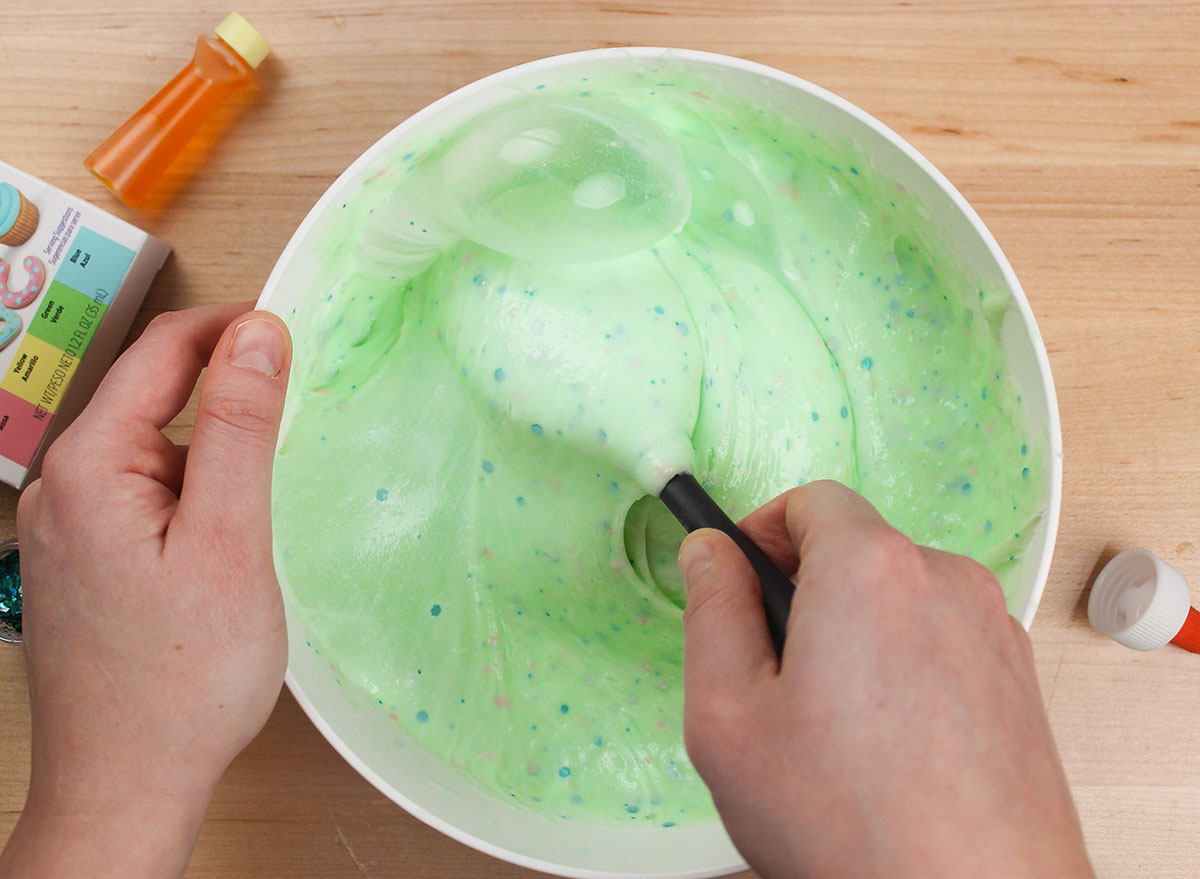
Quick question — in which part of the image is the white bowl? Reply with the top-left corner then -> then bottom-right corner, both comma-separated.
257,47 -> 1062,879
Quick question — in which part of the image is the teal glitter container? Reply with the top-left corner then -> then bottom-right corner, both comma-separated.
0,540 -> 20,643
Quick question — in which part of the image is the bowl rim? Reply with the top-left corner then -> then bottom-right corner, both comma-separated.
258,45 -> 1063,879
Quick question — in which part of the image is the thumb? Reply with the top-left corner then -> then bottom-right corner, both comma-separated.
176,312 -> 292,548
679,529 -> 779,698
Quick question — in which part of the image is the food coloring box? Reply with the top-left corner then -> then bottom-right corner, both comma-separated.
0,161 -> 169,488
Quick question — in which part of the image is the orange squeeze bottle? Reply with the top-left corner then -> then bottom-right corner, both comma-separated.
84,13 -> 270,207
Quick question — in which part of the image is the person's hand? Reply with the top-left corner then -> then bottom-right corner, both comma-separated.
677,481 -> 1092,879
0,303 -> 292,879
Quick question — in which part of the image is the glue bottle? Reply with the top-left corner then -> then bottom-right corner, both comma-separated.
84,13 -> 271,207
1089,548 -> 1200,653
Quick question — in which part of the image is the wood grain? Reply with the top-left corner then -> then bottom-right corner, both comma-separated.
2,1 -> 1200,876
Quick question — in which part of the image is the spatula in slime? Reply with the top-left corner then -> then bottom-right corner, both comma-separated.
377,95 -> 797,655
659,473 -> 795,655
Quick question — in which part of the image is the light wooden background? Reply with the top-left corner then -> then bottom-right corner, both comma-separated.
2,1 -> 1199,876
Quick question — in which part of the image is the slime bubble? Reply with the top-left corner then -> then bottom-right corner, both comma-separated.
273,66 -> 1046,825
442,98 -> 691,264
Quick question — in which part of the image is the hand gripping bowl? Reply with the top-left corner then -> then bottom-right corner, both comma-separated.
256,48 -> 1062,879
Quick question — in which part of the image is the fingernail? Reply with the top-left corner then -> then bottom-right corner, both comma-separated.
230,318 -> 285,377
678,533 -> 715,585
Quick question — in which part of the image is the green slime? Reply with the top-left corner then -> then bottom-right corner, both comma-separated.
273,66 -> 1045,826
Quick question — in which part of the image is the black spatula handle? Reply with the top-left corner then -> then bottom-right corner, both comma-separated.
660,473 -> 794,656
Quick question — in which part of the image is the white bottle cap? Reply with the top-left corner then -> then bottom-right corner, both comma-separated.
1088,548 -> 1192,651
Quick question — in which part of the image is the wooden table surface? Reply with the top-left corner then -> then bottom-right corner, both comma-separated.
3,1 -> 1199,876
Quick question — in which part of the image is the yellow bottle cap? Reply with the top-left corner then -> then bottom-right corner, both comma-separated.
215,12 -> 271,69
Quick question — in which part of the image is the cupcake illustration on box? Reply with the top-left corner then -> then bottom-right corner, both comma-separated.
0,184 -> 39,247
